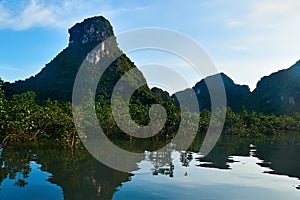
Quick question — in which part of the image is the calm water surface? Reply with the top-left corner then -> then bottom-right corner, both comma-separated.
0,134 -> 300,200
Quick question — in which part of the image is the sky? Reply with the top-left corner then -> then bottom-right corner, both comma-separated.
1,0 -> 300,92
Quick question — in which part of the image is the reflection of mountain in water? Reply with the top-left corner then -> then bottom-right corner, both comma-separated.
38,148 -> 133,199
1,134 -> 300,198
148,134 -> 300,182
254,134 -> 300,180
192,134 -> 300,181
189,135 -> 252,169
0,145 -> 133,200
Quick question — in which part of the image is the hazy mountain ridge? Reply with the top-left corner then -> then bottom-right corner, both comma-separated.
173,73 -> 251,113
174,60 -> 300,115
247,60 -> 300,115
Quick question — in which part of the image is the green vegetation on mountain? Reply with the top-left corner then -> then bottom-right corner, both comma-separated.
4,16 -> 115,101
174,60 -> 300,116
248,60 -> 300,115
0,16 -> 181,145
1,15 -> 300,147
2,77 -> 300,147
173,73 -> 251,113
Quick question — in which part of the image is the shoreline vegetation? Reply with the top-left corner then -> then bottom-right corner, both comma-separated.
1,16 -> 300,149
1,78 -> 300,148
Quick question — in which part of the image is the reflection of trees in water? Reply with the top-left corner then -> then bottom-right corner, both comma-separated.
147,149 -> 174,177
191,135 -> 256,169
152,163 -> 174,177
0,146 -> 31,189
13,178 -> 28,187
255,134 -> 300,180
180,151 -> 193,167
0,144 -> 133,199
190,133 -> 300,184
1,134 -> 300,197
37,147 -> 133,200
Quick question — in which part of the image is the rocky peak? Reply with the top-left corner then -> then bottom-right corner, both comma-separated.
68,16 -> 114,46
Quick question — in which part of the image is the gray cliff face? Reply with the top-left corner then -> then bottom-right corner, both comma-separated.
68,16 -> 119,65
68,16 -> 114,46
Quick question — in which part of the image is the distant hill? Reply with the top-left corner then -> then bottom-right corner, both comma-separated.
173,61 -> 300,115
247,60 -> 300,115
173,73 -> 251,113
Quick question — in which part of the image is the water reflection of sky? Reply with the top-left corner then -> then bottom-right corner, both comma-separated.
1,135 -> 300,200
113,147 -> 300,200
0,161 -> 63,200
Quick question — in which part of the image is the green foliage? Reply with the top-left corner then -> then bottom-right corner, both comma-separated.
248,60 -> 300,115
173,73 -> 251,113
0,78 -> 7,132
223,107 -> 300,136
2,15 -> 300,147
2,77 -> 300,148
0,84 -> 76,147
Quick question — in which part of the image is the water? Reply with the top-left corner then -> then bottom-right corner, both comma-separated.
0,134 -> 300,199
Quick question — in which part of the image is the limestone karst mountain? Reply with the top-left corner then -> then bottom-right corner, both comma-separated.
3,16 -> 300,115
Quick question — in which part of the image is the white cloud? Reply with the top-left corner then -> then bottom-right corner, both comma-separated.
215,0 -> 300,88
0,0 -> 144,30
0,4 -> 10,28
250,0 -> 300,18
14,0 -> 53,30
226,21 -> 245,27
244,0 -> 300,31
228,46 -> 248,51
0,0 -> 51,30
1,0 -> 300,90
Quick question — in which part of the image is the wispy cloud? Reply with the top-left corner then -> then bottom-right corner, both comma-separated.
1,0 -> 300,90
0,66 -> 25,72
0,0 -> 147,30
0,0 -> 52,30
228,45 -> 248,51
250,0 -> 300,18
226,21 -> 245,27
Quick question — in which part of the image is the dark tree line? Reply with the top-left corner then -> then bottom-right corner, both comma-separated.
1,78 -> 300,148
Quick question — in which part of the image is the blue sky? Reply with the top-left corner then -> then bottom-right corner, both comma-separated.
1,0 -> 300,92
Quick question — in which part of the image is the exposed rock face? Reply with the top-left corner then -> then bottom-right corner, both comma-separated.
68,16 -> 118,65
68,16 -> 114,46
